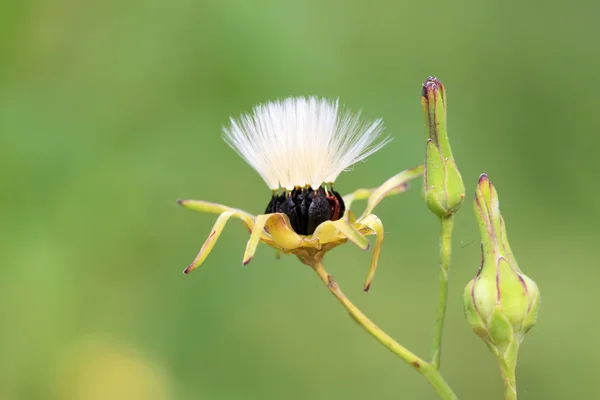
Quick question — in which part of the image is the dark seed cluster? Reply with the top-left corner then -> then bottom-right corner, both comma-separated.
265,186 -> 346,235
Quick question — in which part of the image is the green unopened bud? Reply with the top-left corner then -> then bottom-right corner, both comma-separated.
421,77 -> 465,218
463,174 -> 540,357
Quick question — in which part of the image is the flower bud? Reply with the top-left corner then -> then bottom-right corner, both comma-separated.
463,174 -> 540,355
421,77 -> 465,218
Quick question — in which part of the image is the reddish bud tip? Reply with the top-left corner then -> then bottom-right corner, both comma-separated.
422,76 -> 444,99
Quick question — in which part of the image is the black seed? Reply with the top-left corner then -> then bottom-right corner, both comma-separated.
274,193 -> 286,213
278,195 -> 294,215
308,188 -> 332,234
265,194 -> 277,214
299,189 -> 313,235
280,195 -> 303,234
291,188 -> 306,235
264,186 -> 343,235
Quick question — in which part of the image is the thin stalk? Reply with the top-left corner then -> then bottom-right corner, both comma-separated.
312,261 -> 458,400
430,215 -> 455,369
499,358 -> 517,400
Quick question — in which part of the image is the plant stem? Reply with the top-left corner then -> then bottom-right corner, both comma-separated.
312,261 -> 458,400
429,215 -> 455,369
499,357 -> 517,400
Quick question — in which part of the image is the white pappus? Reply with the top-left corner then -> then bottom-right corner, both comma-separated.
223,97 -> 391,191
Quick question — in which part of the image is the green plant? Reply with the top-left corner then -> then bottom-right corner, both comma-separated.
178,78 -> 540,399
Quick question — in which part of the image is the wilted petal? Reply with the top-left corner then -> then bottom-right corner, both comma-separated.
242,214 -> 272,266
342,188 -> 374,215
263,213 -> 304,251
178,199 -> 254,230
184,211 -> 242,274
356,214 -> 384,292
358,165 -> 423,220
311,220 -> 344,245
330,219 -> 370,251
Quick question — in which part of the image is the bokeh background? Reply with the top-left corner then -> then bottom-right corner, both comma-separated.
1,0 -> 598,399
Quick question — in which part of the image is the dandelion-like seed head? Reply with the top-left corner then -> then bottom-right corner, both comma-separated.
179,97 -> 423,291
223,97 -> 391,235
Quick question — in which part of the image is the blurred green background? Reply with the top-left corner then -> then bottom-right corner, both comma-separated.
1,0 -> 598,399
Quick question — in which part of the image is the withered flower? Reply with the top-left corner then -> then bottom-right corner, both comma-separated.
179,97 -> 422,290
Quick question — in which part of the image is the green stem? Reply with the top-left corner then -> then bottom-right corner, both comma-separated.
430,215 -> 455,369
498,341 -> 519,400
499,358 -> 517,400
313,261 -> 458,400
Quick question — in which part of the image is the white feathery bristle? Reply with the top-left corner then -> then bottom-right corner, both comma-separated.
223,97 -> 391,190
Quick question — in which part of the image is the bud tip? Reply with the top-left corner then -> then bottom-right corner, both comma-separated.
422,76 -> 443,98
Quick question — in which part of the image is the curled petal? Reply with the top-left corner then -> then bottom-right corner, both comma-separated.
311,220 -> 345,246
184,211 -> 239,274
329,219 -> 370,251
359,165 -> 424,220
264,213 -> 304,250
242,214 -> 271,266
242,213 -> 306,266
178,199 -> 254,231
346,209 -> 358,224
356,214 -> 384,292
342,188 -> 373,215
